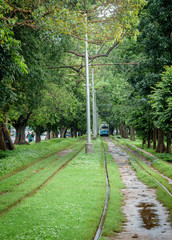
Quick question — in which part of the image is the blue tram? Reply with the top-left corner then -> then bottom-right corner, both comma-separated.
99,123 -> 109,136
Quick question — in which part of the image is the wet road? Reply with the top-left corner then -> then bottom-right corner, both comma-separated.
106,139 -> 172,240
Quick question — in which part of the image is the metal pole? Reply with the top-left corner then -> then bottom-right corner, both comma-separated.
92,67 -> 97,139
85,15 -> 93,153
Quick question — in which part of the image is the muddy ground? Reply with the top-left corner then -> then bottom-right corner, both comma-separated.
106,139 -> 172,240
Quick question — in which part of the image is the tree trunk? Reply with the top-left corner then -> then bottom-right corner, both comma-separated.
35,126 -> 45,143
116,127 -> 118,135
153,127 -> 157,150
121,122 -> 128,138
156,128 -> 166,153
60,127 -> 67,138
167,131 -> 171,154
35,131 -> 41,143
130,127 -> 135,141
12,114 -> 30,145
147,130 -> 151,148
15,125 -> 28,144
142,138 -> 146,148
0,123 -> 15,150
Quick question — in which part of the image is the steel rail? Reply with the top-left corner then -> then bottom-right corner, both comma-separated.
94,138 -> 110,240
114,140 -> 172,198
0,140 -> 82,182
0,144 -> 85,217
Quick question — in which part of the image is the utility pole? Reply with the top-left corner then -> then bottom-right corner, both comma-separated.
85,15 -> 93,153
92,67 -> 97,139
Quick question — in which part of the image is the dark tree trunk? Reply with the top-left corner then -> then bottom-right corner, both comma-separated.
109,126 -> 114,135
70,128 -> 74,138
12,114 -> 30,145
156,128 -> 166,153
35,126 -> 45,143
142,139 -> 146,148
121,122 -> 128,138
147,130 -> 151,148
130,127 -> 135,141
0,123 -> 15,150
153,127 -> 157,150
60,127 -> 67,138
74,129 -> 77,138
116,127 -> 118,135
14,125 -> 28,144
35,132 -> 41,143
167,131 -> 171,154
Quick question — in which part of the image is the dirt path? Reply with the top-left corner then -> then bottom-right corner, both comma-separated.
106,139 -> 172,240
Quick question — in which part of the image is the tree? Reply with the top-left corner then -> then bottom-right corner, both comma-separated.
8,27 -> 70,144
128,0 -> 172,152
0,0 -> 146,149
150,66 -> 172,153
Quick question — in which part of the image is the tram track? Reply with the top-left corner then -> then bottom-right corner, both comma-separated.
0,143 -> 85,217
0,140 -> 84,195
112,138 -> 172,198
0,140 -> 81,182
94,138 -> 110,240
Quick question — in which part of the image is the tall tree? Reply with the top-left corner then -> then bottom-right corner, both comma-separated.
150,66 -> 172,153
128,0 -> 172,152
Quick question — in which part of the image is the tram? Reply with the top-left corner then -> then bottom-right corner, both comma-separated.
99,123 -> 109,136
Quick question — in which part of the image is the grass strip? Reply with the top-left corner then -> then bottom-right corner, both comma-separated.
0,137 -> 82,178
129,157 -> 172,222
112,136 -> 172,162
0,143 -> 85,214
110,139 -> 172,222
123,143 -> 172,179
100,141 -> 125,240
0,138 -> 107,240
111,137 -> 172,180
124,149 -> 172,195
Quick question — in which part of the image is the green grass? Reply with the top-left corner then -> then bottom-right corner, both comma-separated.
0,138 -> 107,240
152,159 -> 172,179
100,142 -> 125,239
111,136 -> 172,180
0,137 -> 81,178
111,138 -> 172,222
112,136 -> 172,162
127,156 -> 172,222
0,142 -> 84,213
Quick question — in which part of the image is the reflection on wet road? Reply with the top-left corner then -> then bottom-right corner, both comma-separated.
106,139 -> 172,240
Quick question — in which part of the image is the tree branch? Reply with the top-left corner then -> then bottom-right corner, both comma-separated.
68,41 -> 120,60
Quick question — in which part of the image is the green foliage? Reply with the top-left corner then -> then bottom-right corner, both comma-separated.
0,3 -> 27,117
150,66 -> 172,132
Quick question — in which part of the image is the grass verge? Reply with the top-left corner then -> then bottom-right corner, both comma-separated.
0,142 -> 84,213
100,141 -> 125,240
130,157 -> 172,222
0,137 -> 82,178
0,138 -> 107,240
111,137 -> 172,179
111,136 -> 172,162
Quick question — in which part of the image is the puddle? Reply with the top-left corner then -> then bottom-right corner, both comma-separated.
105,138 -> 172,240
137,202 -> 159,229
